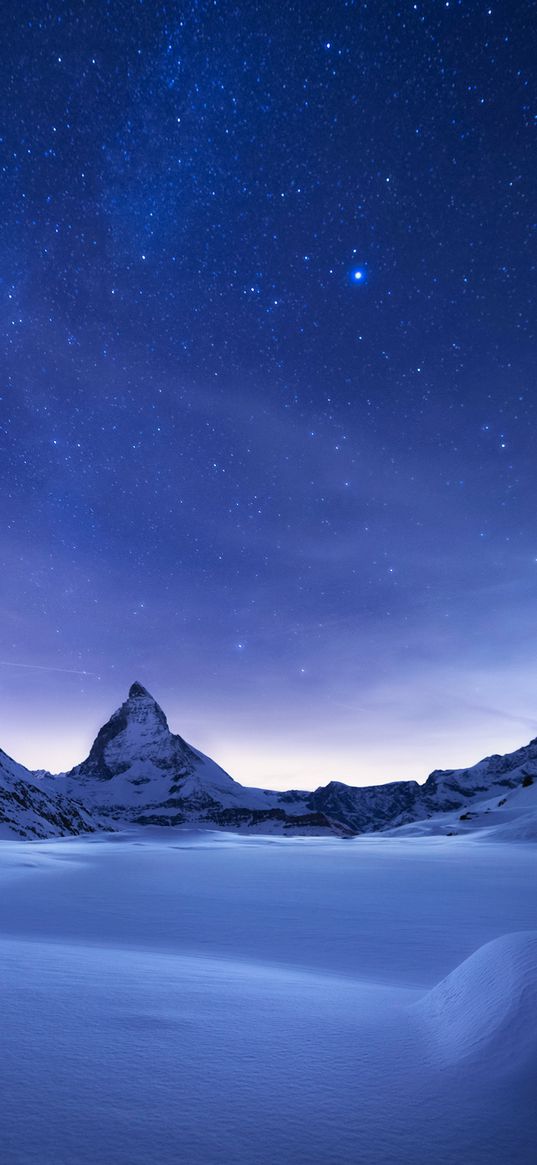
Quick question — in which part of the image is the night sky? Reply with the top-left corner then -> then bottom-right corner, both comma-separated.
1,1 -> 536,789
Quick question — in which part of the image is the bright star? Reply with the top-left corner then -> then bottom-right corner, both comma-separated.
350,267 -> 367,285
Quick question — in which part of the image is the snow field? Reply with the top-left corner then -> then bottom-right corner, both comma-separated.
0,831 -> 536,1164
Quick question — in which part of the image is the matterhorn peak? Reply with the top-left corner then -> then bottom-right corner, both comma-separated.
67,680 -> 176,784
121,681 -> 169,731
128,681 -> 154,701
56,680 -> 241,821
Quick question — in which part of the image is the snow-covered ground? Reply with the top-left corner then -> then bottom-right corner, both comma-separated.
1,830 -> 536,1164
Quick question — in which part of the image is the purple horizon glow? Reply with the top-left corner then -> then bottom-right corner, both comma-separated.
3,661 -> 537,793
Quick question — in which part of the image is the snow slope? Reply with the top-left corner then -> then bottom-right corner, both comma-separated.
0,749 -> 98,840
0,831 -> 535,1164
416,931 -> 537,1069
384,771 -> 537,840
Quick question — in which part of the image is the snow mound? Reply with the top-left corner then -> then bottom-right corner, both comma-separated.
416,931 -> 537,1070
484,811 -> 537,843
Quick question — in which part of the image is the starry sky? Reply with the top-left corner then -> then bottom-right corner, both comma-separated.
1,0 -> 536,789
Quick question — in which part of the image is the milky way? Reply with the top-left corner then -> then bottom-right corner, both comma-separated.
1,2 -> 535,787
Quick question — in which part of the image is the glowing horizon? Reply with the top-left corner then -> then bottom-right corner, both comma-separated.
3,657 -> 537,793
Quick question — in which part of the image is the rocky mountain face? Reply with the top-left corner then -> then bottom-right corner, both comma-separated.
303,779 -> 426,834
302,740 -> 537,833
2,681 -> 537,840
0,750 -> 98,840
421,737 -> 537,808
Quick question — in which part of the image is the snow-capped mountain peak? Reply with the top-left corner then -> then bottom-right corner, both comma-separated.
125,680 -> 170,726
71,681 -> 192,781
4,681 -> 537,841
37,682 -> 256,826
32,682 -> 350,834
128,681 -> 154,699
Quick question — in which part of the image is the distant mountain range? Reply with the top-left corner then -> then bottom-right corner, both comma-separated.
1,681 -> 536,840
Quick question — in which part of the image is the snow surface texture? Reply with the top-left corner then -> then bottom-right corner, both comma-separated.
416,931 -> 537,1070
1,679 -> 535,839
0,831 -> 536,1164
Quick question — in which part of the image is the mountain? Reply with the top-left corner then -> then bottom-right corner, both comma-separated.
313,731 -> 537,834
39,683 -> 350,836
0,749 -> 99,840
422,735 -> 537,807
3,681 -> 537,840
304,739 -> 537,834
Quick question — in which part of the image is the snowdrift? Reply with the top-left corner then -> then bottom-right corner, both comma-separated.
416,931 -> 537,1070
483,811 -> 537,843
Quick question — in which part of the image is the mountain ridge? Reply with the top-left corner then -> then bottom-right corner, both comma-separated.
1,681 -> 537,840
0,748 -> 99,841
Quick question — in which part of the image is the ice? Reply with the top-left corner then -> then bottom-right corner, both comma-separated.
0,831 -> 536,1163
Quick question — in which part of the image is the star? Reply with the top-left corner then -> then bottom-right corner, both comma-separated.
1,0 -> 533,795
